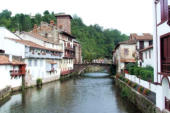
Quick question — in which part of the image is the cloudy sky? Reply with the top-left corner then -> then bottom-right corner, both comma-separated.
0,0 -> 154,35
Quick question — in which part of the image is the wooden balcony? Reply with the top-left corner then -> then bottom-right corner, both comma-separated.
165,97 -> 170,111
61,70 -> 74,75
10,70 -> 25,77
65,46 -> 74,51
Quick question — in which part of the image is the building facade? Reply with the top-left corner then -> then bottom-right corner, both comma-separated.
153,0 -> 170,111
113,40 -> 136,73
139,45 -> 154,67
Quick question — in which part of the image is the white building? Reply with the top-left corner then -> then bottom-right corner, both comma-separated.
0,55 -> 25,91
153,0 -> 170,111
113,40 -> 136,73
0,27 -> 63,87
139,45 -> 154,67
129,33 -> 153,66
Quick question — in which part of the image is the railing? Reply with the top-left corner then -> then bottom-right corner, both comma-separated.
61,70 -> 74,75
25,52 -> 62,59
65,46 -> 74,51
10,70 -> 25,77
165,97 -> 170,111
64,54 -> 75,58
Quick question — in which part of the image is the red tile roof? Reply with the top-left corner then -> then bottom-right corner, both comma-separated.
120,59 -> 136,63
7,38 -> 63,53
130,33 -> 153,41
0,55 -> 25,65
139,45 -> 153,52
115,40 -> 136,49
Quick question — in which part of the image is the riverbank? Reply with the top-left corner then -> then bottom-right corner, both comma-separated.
113,76 -> 169,113
0,72 -> 141,113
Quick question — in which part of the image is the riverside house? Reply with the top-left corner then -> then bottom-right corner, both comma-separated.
153,0 -> 170,111
112,40 -> 136,73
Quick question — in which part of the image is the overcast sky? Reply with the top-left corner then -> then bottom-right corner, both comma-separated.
0,0 -> 154,35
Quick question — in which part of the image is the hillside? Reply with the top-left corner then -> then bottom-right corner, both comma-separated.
0,10 -> 129,60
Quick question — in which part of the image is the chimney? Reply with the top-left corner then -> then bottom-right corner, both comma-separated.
50,20 -> 54,26
9,55 -> 12,62
55,13 -> 72,34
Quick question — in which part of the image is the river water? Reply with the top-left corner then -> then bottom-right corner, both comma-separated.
0,72 -> 140,113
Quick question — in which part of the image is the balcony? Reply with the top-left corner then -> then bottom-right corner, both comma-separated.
65,46 -> 74,51
25,51 -> 63,59
10,70 -> 25,77
61,70 -> 73,75
64,54 -> 75,59
165,97 -> 170,111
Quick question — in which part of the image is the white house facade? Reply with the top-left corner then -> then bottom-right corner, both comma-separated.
139,45 -> 154,67
153,0 -> 170,111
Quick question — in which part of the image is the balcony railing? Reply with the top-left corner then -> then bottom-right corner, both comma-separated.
10,70 -> 25,77
165,97 -> 170,111
64,54 -> 75,59
65,46 -> 74,51
25,52 -> 62,59
61,70 -> 74,75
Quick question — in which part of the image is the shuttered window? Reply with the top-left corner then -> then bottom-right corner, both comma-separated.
161,34 -> 170,73
160,0 -> 168,22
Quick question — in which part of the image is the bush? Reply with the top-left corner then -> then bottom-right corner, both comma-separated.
134,67 -> 140,77
129,67 -> 134,75
36,78 -> 42,87
126,63 -> 137,70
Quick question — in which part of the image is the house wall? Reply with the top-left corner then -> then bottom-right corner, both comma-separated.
119,44 -> 136,60
153,0 -> 170,110
136,41 -> 150,50
0,28 -> 25,57
0,65 -> 21,90
141,48 -> 154,67
24,58 -> 61,87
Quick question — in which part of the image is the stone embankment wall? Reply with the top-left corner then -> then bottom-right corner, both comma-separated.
0,86 -> 11,103
114,77 -> 167,113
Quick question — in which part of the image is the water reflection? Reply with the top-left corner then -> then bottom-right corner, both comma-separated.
0,72 -> 140,113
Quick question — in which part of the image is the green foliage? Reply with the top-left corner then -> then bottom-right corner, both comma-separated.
36,78 -> 42,86
71,15 -> 128,60
0,10 -> 129,60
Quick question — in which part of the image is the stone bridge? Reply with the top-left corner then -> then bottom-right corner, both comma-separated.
74,63 -> 113,75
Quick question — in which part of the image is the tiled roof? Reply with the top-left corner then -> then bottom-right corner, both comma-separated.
115,40 -> 136,49
120,59 -> 136,63
139,45 -> 153,52
7,38 -> 63,53
0,55 -> 25,65
130,33 -> 153,41
24,32 -> 58,44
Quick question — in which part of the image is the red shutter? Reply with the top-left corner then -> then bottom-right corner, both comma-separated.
160,0 -> 168,22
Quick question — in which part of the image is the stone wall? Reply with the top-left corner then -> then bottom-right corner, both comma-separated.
0,86 -> 11,103
115,78 -> 163,113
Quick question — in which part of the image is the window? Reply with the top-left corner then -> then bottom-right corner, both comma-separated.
145,52 -> 147,59
124,48 -> 129,56
29,60 -> 32,66
139,41 -> 144,50
149,50 -> 151,59
160,0 -> 168,22
34,60 -> 37,66
149,41 -> 153,46
40,60 -> 43,66
161,34 -> 170,73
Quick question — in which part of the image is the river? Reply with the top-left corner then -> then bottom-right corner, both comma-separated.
0,72 -> 140,113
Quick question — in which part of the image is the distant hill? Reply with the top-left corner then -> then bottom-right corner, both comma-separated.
0,9 -> 128,61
